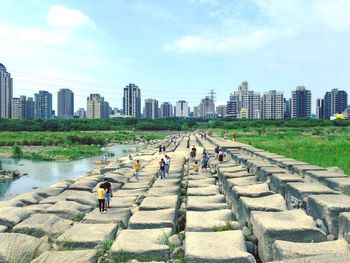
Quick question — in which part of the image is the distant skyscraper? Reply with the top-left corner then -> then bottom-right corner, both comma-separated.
75,108 -> 86,119
160,102 -> 173,119
175,100 -> 189,118
144,98 -> 159,119
34,90 -> 52,119
87,94 -> 109,119
323,89 -> 348,119
123,83 -> 141,119
261,90 -> 284,119
226,95 -> 238,119
57,89 -> 74,119
11,96 -> 34,119
216,105 -> 226,118
0,63 -> 13,118
232,82 -> 260,119
284,98 -> 291,119
291,86 -> 311,119
316,98 -> 324,119
198,96 -> 214,118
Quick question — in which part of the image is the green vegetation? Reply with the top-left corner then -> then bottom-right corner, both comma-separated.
72,212 -> 86,222
0,130 -> 165,161
213,126 -> 350,175
213,221 -> 239,232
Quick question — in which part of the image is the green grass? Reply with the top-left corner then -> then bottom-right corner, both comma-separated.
0,131 -> 166,161
216,126 -> 350,175
213,221 -> 239,232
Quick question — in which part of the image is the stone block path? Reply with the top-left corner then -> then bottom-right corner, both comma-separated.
0,134 -> 350,262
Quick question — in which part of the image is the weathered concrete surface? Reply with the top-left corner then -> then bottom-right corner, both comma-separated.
285,183 -> 339,209
322,177 -> 350,195
31,250 -> 98,263
25,204 -> 51,214
272,239 -> 349,261
271,253 -> 350,263
68,179 -> 98,192
0,233 -> 50,263
188,178 -> 216,187
185,231 -> 256,263
110,228 -> 172,261
12,214 -> 73,238
128,209 -> 176,230
230,183 -> 274,213
46,200 -> 92,220
64,190 -> 97,207
83,208 -> 131,228
92,182 -> 122,192
256,166 -> 288,182
339,212 -> 350,239
238,194 -> 287,226
187,195 -> 229,211
305,170 -> 348,184
306,194 -> 350,237
0,199 -> 25,208
0,225 -> 7,233
139,195 -> 179,211
0,207 -> 32,228
290,164 -> 326,176
251,210 -> 327,262
35,187 -> 64,198
187,185 -> 220,196
186,209 -> 238,231
269,173 -> 304,196
57,223 -> 118,248
147,186 -> 181,196
110,196 -> 137,208
13,192 -> 43,205
114,189 -> 147,197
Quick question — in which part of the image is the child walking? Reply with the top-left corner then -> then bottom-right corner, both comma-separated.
97,184 -> 106,213
193,161 -> 200,175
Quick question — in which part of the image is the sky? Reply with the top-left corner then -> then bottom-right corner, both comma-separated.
1,0 -> 350,112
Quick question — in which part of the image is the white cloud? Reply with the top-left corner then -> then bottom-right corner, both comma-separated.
48,5 -> 95,29
83,42 -> 99,52
164,0 -> 350,54
315,0 -> 350,32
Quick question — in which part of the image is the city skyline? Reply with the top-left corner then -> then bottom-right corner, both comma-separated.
1,1 -> 350,111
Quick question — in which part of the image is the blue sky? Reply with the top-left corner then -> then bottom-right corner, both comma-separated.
1,0 -> 350,112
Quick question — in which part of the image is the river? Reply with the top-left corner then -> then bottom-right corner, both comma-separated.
0,144 -> 140,201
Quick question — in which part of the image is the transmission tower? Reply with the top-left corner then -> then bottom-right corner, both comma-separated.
209,89 -> 216,118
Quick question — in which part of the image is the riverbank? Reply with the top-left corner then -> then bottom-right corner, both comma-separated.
0,131 -> 166,161
211,126 -> 350,175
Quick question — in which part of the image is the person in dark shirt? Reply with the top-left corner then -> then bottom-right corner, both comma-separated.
103,178 -> 112,210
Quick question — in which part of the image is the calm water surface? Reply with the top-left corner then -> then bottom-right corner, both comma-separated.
0,144 -> 139,200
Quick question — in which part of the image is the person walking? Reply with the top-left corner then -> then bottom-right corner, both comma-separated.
103,178 -> 112,211
133,160 -> 141,180
191,145 -> 197,158
164,155 -> 171,177
193,161 -> 200,175
159,145 -> 163,155
163,145 -> 166,154
214,145 -> 220,160
218,149 -> 224,162
97,184 -> 106,213
103,153 -> 107,163
232,133 -> 237,141
159,159 -> 166,179
201,153 -> 209,172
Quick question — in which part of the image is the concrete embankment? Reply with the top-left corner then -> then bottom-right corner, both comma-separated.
0,134 -> 350,262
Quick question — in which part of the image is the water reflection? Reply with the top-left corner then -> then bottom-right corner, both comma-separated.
0,144 -> 139,200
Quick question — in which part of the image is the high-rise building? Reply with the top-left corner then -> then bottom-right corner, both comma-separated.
232,82 -> 260,119
11,96 -> 34,119
216,105 -> 226,118
75,108 -> 86,119
261,90 -> 284,119
87,94 -> 109,119
144,98 -> 159,119
123,83 -> 141,119
34,90 -> 52,119
160,102 -> 173,119
226,94 -> 238,118
316,98 -> 324,119
291,86 -> 311,119
175,100 -> 189,118
0,63 -> 13,118
57,89 -> 74,119
284,98 -> 291,119
323,89 -> 348,119
198,96 -> 214,118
